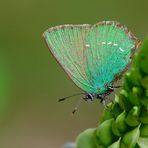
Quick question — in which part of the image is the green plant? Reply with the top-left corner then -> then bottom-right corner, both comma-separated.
75,38 -> 148,148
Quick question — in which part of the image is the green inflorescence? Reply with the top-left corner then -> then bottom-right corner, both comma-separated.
75,38 -> 148,148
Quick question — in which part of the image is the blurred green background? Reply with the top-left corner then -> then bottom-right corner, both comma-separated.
0,0 -> 147,147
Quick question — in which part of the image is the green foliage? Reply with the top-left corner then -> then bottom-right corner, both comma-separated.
75,38 -> 148,148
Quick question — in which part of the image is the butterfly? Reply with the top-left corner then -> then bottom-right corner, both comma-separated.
43,21 -> 140,112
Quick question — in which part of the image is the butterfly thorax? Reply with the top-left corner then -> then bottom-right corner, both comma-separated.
83,86 -> 114,103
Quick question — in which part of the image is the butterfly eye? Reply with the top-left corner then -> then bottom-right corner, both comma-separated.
83,93 -> 93,101
87,93 -> 94,101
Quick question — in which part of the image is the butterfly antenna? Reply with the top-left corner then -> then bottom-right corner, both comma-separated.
71,98 -> 83,115
109,85 -> 122,89
112,85 -> 122,88
58,93 -> 85,102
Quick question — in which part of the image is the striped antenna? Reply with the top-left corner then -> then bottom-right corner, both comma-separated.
58,93 -> 85,102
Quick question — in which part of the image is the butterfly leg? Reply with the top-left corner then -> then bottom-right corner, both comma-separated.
71,98 -> 83,115
97,94 -> 108,107
100,97 -> 106,106
107,85 -> 121,105
100,95 -> 116,116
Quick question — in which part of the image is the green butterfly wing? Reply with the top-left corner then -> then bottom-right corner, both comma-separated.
85,21 -> 140,93
43,24 -> 96,92
43,21 -> 140,93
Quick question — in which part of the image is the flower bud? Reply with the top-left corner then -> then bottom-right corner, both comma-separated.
140,124 -> 148,137
76,128 -> 98,148
123,124 -> 140,147
126,106 -> 140,126
96,118 -> 116,147
108,138 -> 121,148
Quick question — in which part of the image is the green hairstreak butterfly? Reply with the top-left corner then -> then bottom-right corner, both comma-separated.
43,21 -> 140,113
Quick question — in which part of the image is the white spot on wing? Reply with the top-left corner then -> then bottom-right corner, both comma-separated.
113,43 -> 118,46
85,44 -> 90,47
107,42 -> 112,45
102,42 -> 106,45
119,47 -> 124,52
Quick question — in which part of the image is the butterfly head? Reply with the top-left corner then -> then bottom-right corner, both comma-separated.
83,93 -> 95,102
83,86 -> 116,102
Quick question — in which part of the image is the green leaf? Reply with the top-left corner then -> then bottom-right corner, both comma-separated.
76,128 -> 98,148
140,97 -> 148,107
136,38 -> 148,75
124,72 -> 133,92
120,141 -> 129,148
139,108 -> 148,124
141,76 -> 148,89
123,124 -> 140,148
137,137 -> 148,148
140,124 -> 148,137
115,111 -> 128,133
130,68 -> 141,86
119,90 -> 132,111
96,118 -> 116,147
111,102 -> 123,118
108,138 -> 121,148
112,120 -> 122,137
126,106 -> 140,127
100,103 -> 114,123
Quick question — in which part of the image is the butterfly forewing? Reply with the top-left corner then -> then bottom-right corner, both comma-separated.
43,21 -> 140,94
